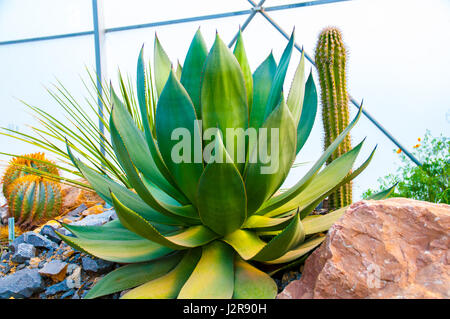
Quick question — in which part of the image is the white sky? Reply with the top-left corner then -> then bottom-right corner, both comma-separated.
0,0 -> 449,204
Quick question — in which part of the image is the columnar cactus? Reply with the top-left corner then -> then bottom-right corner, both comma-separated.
2,152 -> 59,198
6,175 -> 63,229
315,27 -> 352,209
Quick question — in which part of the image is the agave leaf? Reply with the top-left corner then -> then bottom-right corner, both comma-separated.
287,51 -> 306,125
201,33 -> 248,172
223,212 -> 304,262
110,87 -> 188,204
232,257 -> 277,299
66,143 -> 183,226
257,106 -> 363,216
252,212 -> 305,261
249,52 -> 277,131
154,34 -> 172,97
137,46 -> 155,149
245,100 -> 297,215
233,29 -> 253,112
367,183 -> 397,200
180,29 -> 208,117
265,139 -> 365,218
264,236 -> 325,264
111,192 -> 219,250
296,71 -> 318,154
263,30 -> 294,119
56,232 -> 173,263
175,60 -> 182,79
85,253 -> 183,299
242,213 -> 295,231
110,101 -> 199,224
197,133 -> 247,236
155,70 -> 204,205
121,248 -> 201,299
178,241 -> 234,299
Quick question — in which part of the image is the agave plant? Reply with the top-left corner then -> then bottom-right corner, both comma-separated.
57,29 -> 391,299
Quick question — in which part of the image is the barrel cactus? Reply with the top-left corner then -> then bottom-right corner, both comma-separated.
2,152 -> 60,198
6,175 -> 63,229
56,29 -> 387,299
315,27 -> 352,209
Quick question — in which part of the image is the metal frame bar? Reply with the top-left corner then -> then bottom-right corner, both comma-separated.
92,0 -> 106,156
0,0 -> 421,166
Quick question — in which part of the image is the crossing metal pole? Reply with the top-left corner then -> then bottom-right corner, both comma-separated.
247,0 -> 422,166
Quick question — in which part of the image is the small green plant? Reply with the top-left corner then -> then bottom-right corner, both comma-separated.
53,29 -> 393,299
363,131 -> 449,204
315,27 -> 353,210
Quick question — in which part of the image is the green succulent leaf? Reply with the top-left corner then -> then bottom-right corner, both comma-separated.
112,192 -> 219,250
109,114 -> 199,224
178,241 -> 235,299
197,133 -> 247,236
233,29 -> 253,113
263,30 -> 294,119
249,52 -> 277,131
110,87 -> 187,204
302,182 -> 397,235
156,70 -> 204,205
287,51 -> 306,125
296,71 -> 318,154
154,35 -> 172,97
137,47 -> 155,150
84,253 -> 183,299
257,106 -> 363,215
264,236 -> 325,264
232,257 -> 277,299
265,139 -> 365,217
242,213 -> 295,231
180,29 -> 208,117
56,231 -> 173,263
201,33 -> 248,171
66,143 -> 182,226
245,100 -> 297,215
222,229 -> 266,260
121,248 -> 201,299
252,212 -> 305,261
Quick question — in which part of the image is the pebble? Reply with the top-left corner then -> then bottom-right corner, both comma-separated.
23,232 -> 58,250
0,268 -> 44,298
11,243 -> 36,263
39,260 -> 68,282
81,256 -> 114,274
45,280 -> 70,297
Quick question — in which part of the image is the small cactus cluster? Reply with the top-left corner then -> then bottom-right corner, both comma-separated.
315,27 -> 352,209
1,153 -> 62,229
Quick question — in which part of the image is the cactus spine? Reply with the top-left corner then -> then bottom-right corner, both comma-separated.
2,152 -> 59,198
315,27 -> 352,209
6,175 -> 62,229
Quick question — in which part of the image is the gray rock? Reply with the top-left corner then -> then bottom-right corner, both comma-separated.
23,231 -> 58,250
66,204 -> 87,217
39,260 -> 67,278
11,243 -> 36,263
39,225 -> 62,244
45,280 -> 70,296
8,234 -> 25,253
70,210 -> 117,227
66,263 -> 78,275
0,269 -> 44,298
66,266 -> 82,289
81,256 -> 114,274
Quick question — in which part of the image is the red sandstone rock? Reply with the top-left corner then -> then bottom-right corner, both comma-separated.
278,198 -> 450,299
